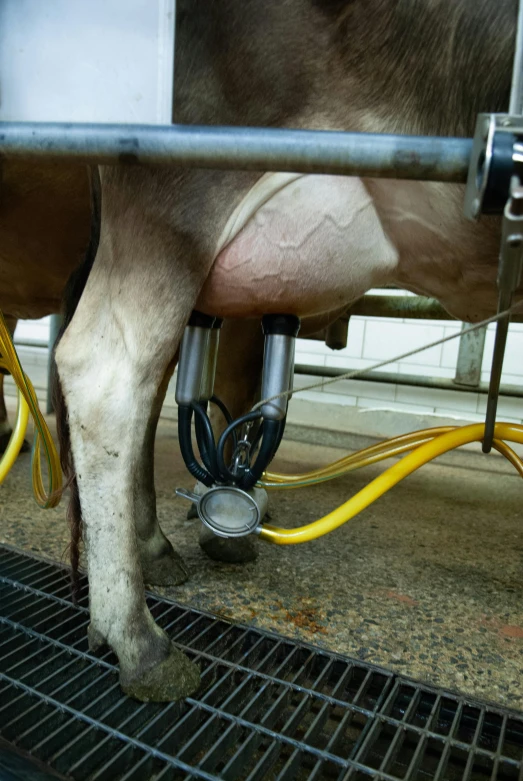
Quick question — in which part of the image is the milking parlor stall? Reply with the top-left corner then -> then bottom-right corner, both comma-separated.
2,1 -> 523,779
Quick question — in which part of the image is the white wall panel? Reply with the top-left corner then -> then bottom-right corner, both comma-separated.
0,0 -> 175,123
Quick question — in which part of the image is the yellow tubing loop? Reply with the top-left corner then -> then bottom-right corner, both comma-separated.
0,312 -> 62,508
259,423 -> 523,544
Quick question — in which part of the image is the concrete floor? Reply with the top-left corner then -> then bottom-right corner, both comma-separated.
1,403 -> 523,711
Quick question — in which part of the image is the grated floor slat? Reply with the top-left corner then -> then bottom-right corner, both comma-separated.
1,544 -> 522,781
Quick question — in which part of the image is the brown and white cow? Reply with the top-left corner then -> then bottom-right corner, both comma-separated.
8,0 -> 515,699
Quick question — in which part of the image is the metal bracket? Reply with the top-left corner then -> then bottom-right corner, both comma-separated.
464,114 -> 523,220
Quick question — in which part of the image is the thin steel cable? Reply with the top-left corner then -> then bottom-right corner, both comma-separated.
252,301 -> 523,413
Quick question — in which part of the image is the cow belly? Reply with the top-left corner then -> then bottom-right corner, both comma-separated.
196,175 -> 398,318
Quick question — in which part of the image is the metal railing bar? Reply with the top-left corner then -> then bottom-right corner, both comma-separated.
0,122 -> 472,184
295,364 -> 523,399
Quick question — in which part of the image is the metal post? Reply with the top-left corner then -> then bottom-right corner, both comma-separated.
454,323 -> 487,387
294,364 -> 523,399
46,315 -> 62,414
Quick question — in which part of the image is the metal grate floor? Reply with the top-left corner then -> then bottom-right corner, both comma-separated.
1,545 -> 523,781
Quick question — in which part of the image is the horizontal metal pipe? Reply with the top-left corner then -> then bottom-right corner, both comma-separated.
0,122 -> 472,182
302,296 -> 523,344
347,295 -> 453,320
295,364 -> 523,398
350,295 -> 523,322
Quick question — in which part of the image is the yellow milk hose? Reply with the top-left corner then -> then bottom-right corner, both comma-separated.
259,423 -> 523,544
0,313 -> 62,508
0,375 -> 30,480
262,426 -> 457,488
262,425 -> 523,488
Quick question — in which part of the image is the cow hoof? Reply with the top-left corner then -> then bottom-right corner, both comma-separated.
121,643 -> 200,702
0,431 -> 30,454
141,546 -> 189,587
199,523 -> 259,563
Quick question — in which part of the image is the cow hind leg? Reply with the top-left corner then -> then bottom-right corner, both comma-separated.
55,174 -> 207,701
56,294 -> 199,700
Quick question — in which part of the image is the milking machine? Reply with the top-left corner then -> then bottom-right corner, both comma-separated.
174,310 -> 300,537
173,302 -> 523,546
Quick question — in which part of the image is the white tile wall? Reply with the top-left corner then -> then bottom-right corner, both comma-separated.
9,298 -> 523,428
14,317 -> 50,342
293,290 -> 523,425
323,378 -> 396,402
362,320 -> 445,366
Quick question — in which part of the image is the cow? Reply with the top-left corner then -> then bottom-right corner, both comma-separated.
17,0 -> 514,701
